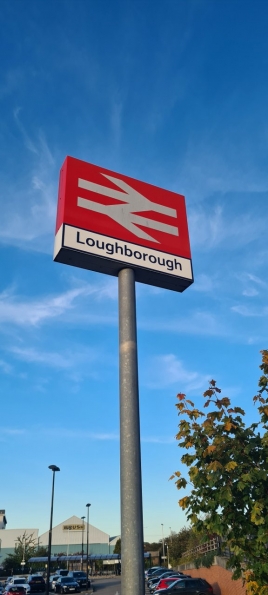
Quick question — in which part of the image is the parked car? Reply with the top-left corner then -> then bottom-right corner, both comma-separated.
154,577 -> 214,594
6,580 -> 30,595
66,573 -> 89,589
148,572 -> 179,587
4,587 -> 28,595
153,577 -> 186,592
55,572 -> 68,578
54,579 -> 80,594
145,567 -> 163,579
27,576 -> 45,593
151,575 -> 190,593
147,568 -> 169,585
50,576 -> 61,591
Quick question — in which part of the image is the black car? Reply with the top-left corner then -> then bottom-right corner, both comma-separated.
147,568 -> 169,585
155,577 -> 214,594
54,579 -> 80,594
66,574 -> 89,589
27,576 -> 45,593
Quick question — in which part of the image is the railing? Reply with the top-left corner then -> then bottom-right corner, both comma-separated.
182,536 -> 222,558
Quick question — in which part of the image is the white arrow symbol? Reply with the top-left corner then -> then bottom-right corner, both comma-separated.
77,174 -> 179,243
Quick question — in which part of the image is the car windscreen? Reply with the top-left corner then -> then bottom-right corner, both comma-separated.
61,579 -> 74,584
29,579 -> 43,583
72,573 -> 86,578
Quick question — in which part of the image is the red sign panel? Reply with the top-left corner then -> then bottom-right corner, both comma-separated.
54,156 -> 193,292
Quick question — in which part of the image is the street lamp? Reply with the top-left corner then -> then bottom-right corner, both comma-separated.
161,524 -> 165,564
165,543 -> 169,568
86,504 -> 91,583
46,465 -> 60,595
21,533 -> 26,574
81,516 -> 85,572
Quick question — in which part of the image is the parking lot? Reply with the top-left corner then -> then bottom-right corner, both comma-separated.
89,575 -> 151,595
0,576 -> 152,595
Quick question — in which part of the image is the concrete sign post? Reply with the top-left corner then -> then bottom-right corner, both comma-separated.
54,156 -> 193,595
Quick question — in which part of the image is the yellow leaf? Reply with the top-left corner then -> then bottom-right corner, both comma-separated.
225,461 -> 238,471
206,445 -> 216,454
185,441 -> 193,448
178,496 -> 189,509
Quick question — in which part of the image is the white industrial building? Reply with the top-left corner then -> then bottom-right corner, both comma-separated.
0,510 -> 119,564
39,515 -> 113,556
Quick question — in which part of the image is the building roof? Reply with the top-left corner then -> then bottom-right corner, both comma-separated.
39,515 -> 109,545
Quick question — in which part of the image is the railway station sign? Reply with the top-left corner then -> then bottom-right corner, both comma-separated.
54,156 -> 193,292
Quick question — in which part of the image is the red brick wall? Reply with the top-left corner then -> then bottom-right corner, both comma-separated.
186,565 -> 246,595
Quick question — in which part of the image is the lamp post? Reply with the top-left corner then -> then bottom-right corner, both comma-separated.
21,533 -> 26,574
46,465 -> 60,595
161,524 -> 165,565
86,504 -> 91,583
81,516 -> 85,571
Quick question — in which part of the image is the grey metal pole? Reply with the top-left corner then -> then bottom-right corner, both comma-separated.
46,465 -> 60,595
86,504 -> 91,584
118,267 -> 145,595
81,517 -> 85,571
161,524 -> 165,564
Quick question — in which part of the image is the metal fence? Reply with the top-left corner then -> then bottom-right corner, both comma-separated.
182,536 -> 230,559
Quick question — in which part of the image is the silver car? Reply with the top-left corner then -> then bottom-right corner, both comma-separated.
50,577 -> 61,591
6,579 -> 30,595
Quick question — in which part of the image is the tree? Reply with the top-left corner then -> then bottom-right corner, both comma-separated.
171,350 -> 268,595
143,541 -> 161,552
113,538 -> 121,554
3,532 -> 37,574
167,527 -> 197,566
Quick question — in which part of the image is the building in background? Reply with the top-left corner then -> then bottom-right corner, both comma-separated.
39,515 -> 114,556
0,511 -> 119,564
0,511 -> 7,530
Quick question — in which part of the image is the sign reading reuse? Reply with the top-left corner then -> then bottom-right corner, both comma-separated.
54,156 -> 193,292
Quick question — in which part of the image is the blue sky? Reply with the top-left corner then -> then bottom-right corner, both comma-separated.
1,0 -> 268,545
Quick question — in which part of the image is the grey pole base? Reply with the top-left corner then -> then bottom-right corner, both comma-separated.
118,268 -> 145,595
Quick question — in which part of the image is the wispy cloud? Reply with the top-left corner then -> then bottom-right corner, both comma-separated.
0,69 -> 24,100
175,139 -> 268,203
246,273 -> 267,287
141,310 -> 226,337
0,286 -> 88,326
11,346 -> 84,369
231,304 -> 268,317
192,273 -> 215,293
14,107 -> 39,155
242,288 -> 259,297
144,354 -> 209,392
188,201 -> 267,251
0,111 -> 57,251
0,424 -> 173,445
0,280 -> 117,327
0,427 -> 26,435
141,435 -> 175,444
43,428 -> 119,440
0,359 -> 12,374
239,272 -> 267,297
